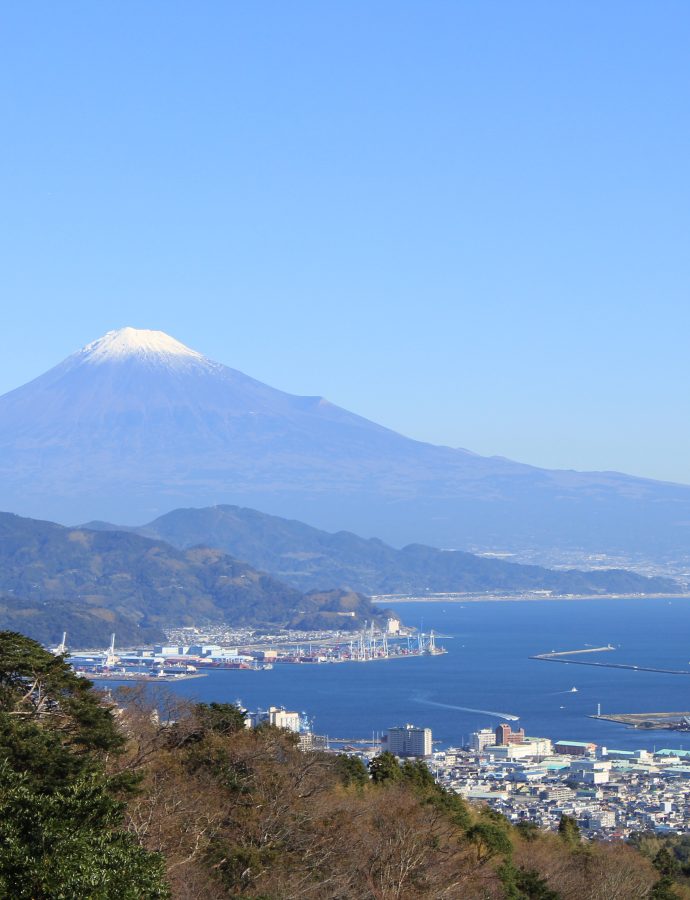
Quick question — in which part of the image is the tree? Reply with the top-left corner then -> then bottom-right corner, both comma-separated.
0,763 -> 168,899
466,820 -> 513,863
499,861 -> 561,899
426,783 -> 472,831
649,876 -> 679,900
516,820 -> 540,842
0,631 -> 169,897
368,750 -> 402,784
649,849 -> 681,900
0,630 -> 124,792
194,701 -> 247,737
335,753 -> 369,787
654,846 -> 680,878
557,813 -> 581,847
401,757 -> 436,790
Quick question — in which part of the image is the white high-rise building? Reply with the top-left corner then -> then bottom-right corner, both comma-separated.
268,706 -> 301,732
470,728 -> 496,752
386,617 -> 401,635
387,724 -> 432,757
245,706 -> 301,733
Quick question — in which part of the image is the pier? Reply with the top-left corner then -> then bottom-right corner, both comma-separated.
530,646 -> 690,676
537,646 -> 615,657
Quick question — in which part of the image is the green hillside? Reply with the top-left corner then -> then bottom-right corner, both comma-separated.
98,504 -> 681,596
0,512 -> 380,646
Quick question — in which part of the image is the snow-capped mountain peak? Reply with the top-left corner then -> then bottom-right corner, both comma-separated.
0,326 -> 687,559
78,327 -> 205,365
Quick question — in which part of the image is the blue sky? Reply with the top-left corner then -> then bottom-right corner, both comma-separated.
1,2 -> 689,482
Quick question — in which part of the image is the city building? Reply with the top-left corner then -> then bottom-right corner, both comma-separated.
298,732 -> 328,752
184,643 -> 232,657
153,644 -> 185,656
488,738 -> 552,760
387,724 -> 432,757
554,740 -> 597,757
587,810 -> 616,830
384,718 -> 690,838
247,649 -> 278,661
386,617 -> 402,635
569,760 -> 611,785
471,728 -> 496,752
495,724 -> 526,746
245,706 -> 301,733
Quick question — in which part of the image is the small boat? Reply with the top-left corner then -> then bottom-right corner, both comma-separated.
570,687 -> 578,693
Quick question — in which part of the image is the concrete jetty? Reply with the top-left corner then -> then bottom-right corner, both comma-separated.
530,647 -> 690,676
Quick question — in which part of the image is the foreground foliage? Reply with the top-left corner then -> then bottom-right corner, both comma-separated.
0,632 -> 168,898
113,688 -> 686,899
1,630 -> 689,898
0,764 -> 167,899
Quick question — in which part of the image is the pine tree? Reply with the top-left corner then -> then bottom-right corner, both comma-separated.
0,631 -> 169,897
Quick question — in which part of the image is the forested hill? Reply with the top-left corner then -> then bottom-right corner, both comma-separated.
0,512 -> 379,646
89,504 -> 681,596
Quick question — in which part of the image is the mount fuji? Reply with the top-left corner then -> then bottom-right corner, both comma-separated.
1,326 -> 689,559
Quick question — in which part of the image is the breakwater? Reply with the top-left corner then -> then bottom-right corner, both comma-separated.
530,646 -> 690,676
588,711 -> 690,730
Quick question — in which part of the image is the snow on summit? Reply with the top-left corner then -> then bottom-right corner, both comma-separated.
78,327 -> 206,366
1,324 -> 689,557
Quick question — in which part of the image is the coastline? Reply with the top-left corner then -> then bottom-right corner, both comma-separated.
372,592 -> 690,604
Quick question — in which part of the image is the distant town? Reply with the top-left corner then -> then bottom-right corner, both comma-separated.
432,724 -> 690,840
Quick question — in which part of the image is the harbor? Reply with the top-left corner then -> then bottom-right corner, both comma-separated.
54,620 -> 448,682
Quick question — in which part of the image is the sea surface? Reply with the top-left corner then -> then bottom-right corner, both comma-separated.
131,598 -> 690,751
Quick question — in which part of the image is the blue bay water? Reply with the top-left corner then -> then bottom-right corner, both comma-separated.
137,599 -> 690,751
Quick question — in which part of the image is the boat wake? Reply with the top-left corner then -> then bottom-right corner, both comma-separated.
412,693 -> 519,721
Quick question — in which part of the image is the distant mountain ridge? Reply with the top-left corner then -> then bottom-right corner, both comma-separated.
86,504 -> 680,597
1,327 -> 689,559
0,511 -> 380,646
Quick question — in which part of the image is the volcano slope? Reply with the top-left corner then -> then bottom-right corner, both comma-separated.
1,327 -> 689,559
